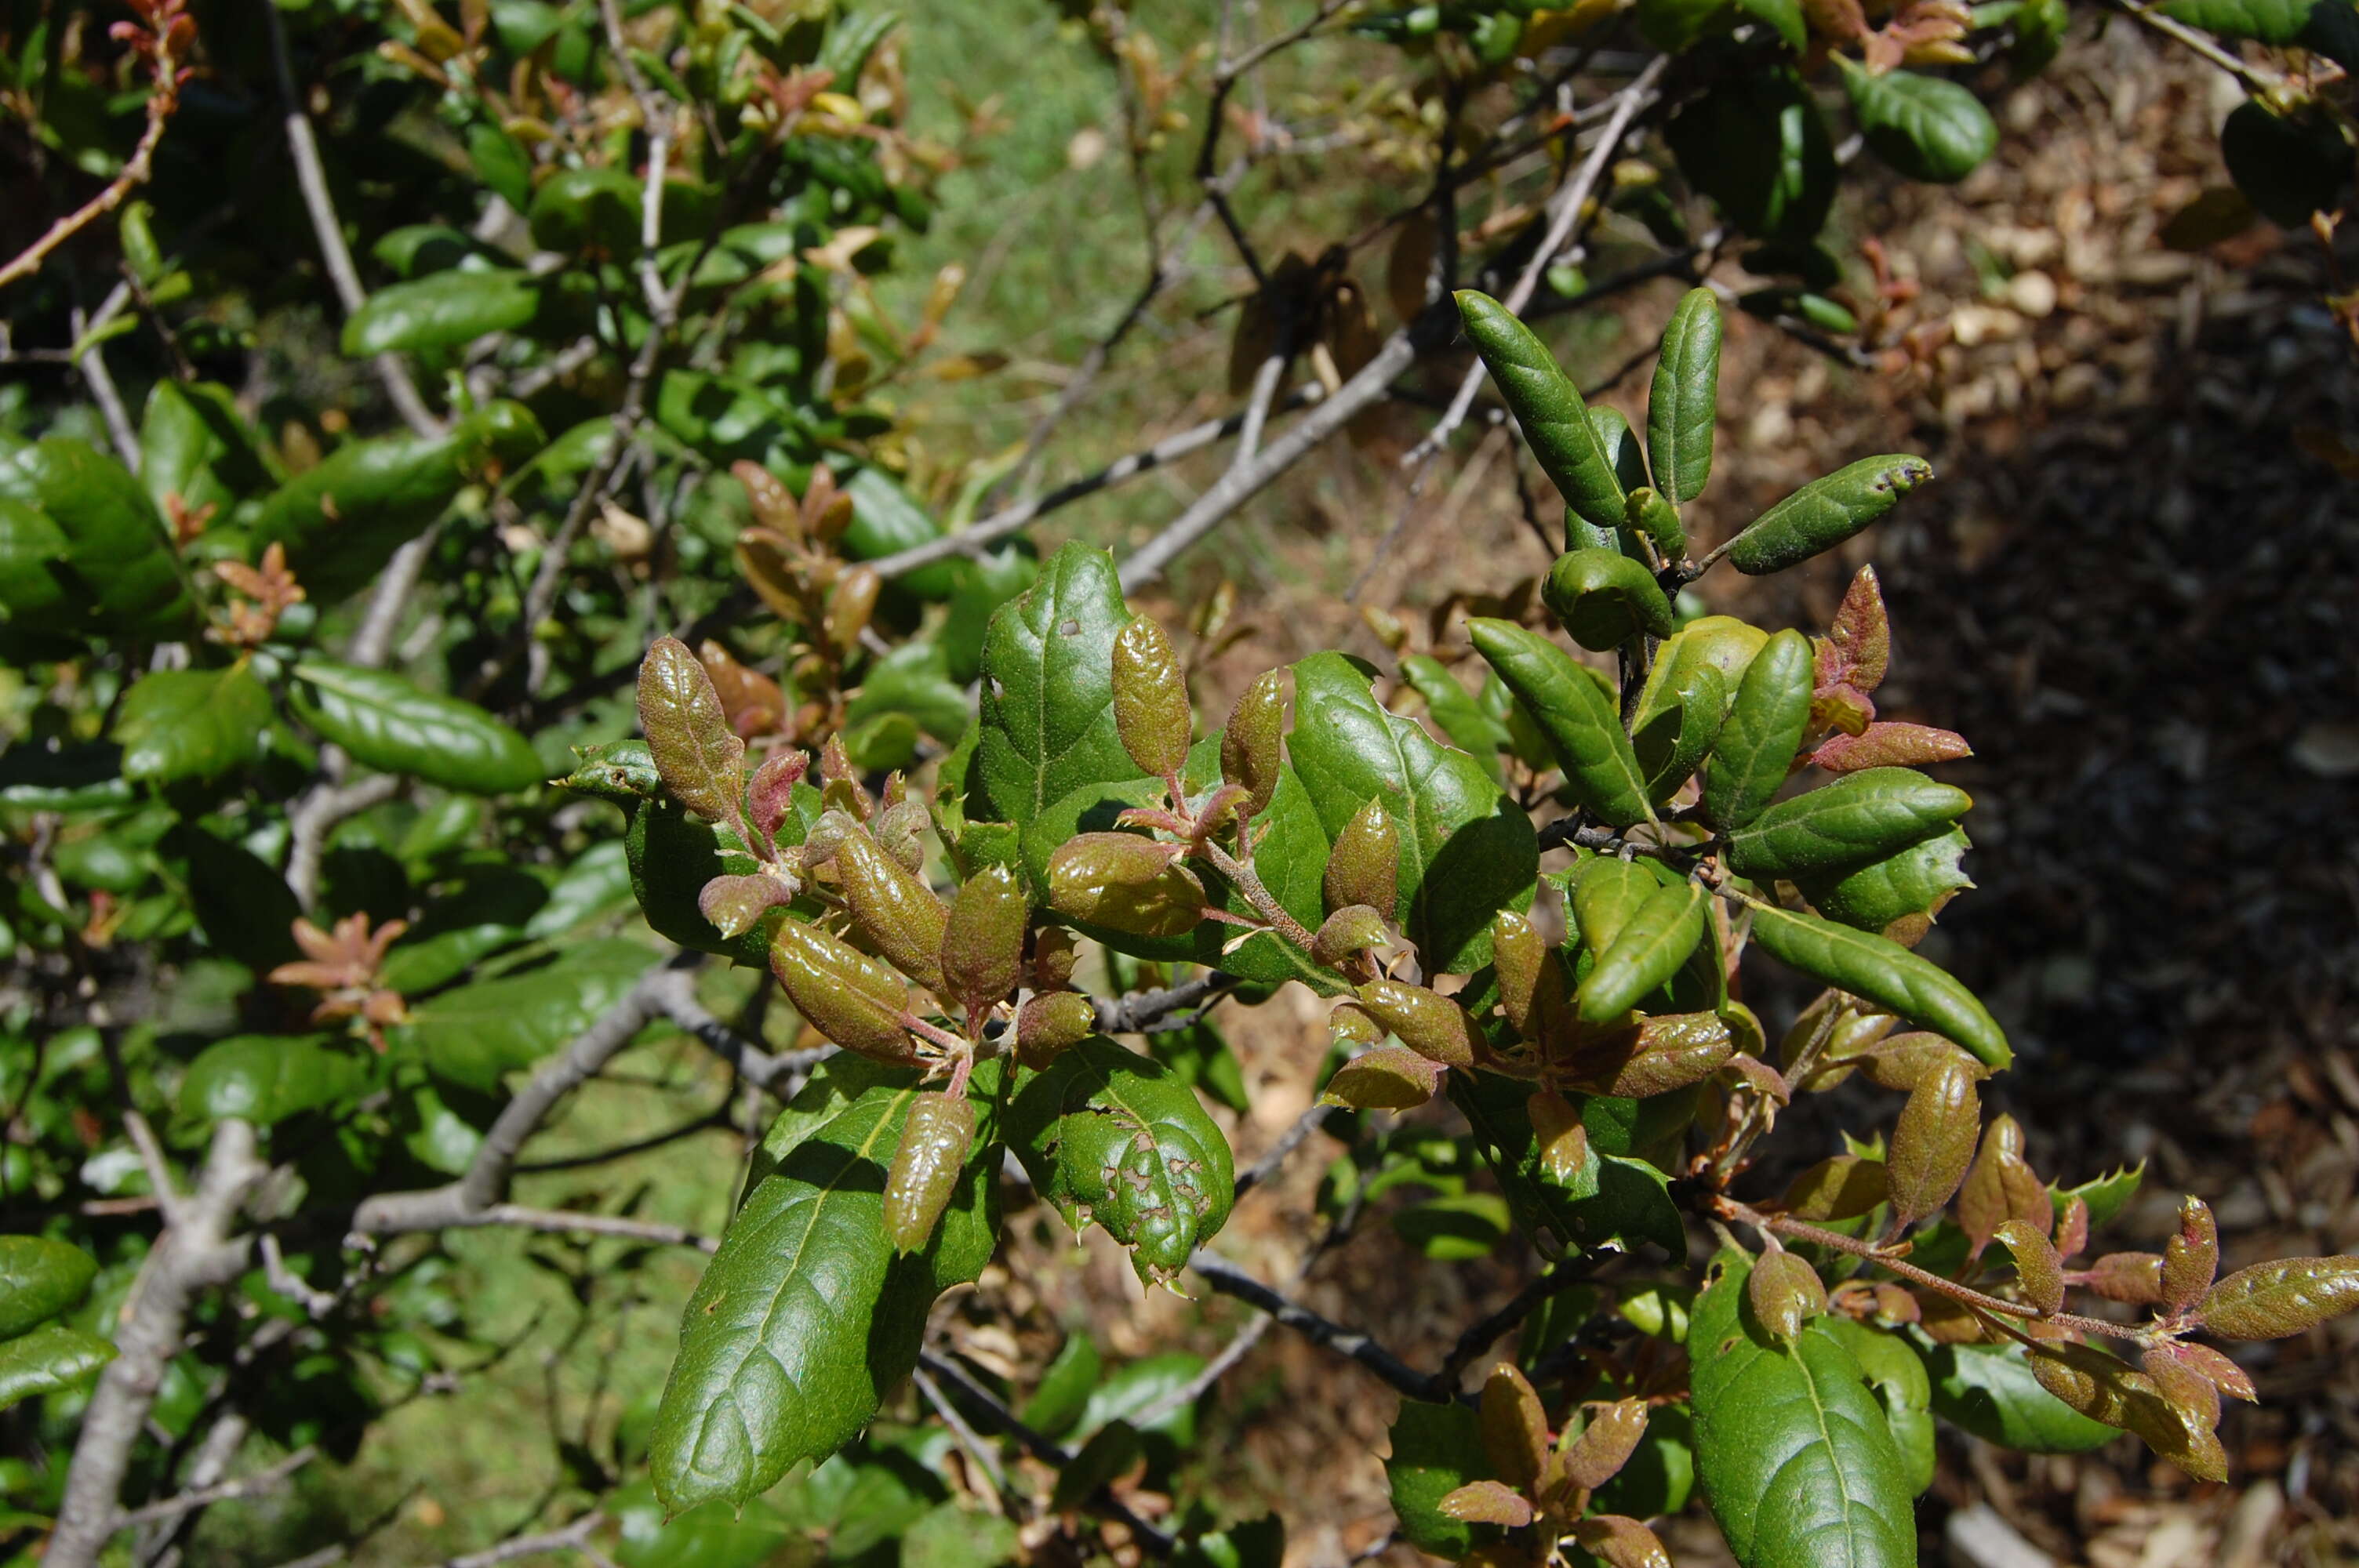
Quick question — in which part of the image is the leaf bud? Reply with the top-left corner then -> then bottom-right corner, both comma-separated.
884,1091 -> 976,1254
874,796 -> 929,873
769,919 -> 918,1065
1992,1218 -> 2065,1314
1957,1112 -> 2045,1258
1886,1052 -> 1979,1227
1558,1397 -> 1649,1491
2196,1256 -> 2359,1340
1220,670 -> 1286,815
732,459 -> 801,537
638,635 -> 746,826
1319,1044 -> 1445,1110
1851,1031 -> 1986,1092
1032,924 -> 1078,990
2155,1341 -> 2256,1404
940,864 -> 1029,1014
819,733 -> 871,819
1355,979 -> 1478,1070
2160,1196 -> 2219,1313
2055,1195 -> 2091,1261
1478,1363 -> 1549,1489
1438,1481 -> 1532,1529
1748,1250 -> 1828,1345
1111,615 -> 1193,779
1016,990 -> 1096,1069
1045,833 -> 1206,938
1492,910 -> 1567,1044
699,871 -> 797,940
1324,797 -> 1398,919
2139,1346 -> 2222,1435
1310,904 -> 1388,971
834,818 -> 951,993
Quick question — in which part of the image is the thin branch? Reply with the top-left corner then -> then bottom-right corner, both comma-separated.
284,773 -> 401,911
263,0 -> 442,438
1232,1103 -> 1331,1198
2111,0 -> 2284,88
913,1365 -> 1011,1504
864,386 -> 1326,582
0,20 -> 184,293
1187,1252 -> 1441,1402
113,1446 -> 317,1529
71,306 -> 142,470
1434,1261 -> 1599,1389
1094,973 -> 1241,1036
442,1515 -> 607,1568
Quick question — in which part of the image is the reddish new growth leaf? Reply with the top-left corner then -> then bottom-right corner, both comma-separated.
209,543 -> 306,648
1813,721 -> 1974,772
268,912 -> 408,1047
1816,565 -> 1891,694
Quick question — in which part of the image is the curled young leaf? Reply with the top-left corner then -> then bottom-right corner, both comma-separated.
1812,721 -> 1973,773
1992,1219 -> 2066,1315
1568,1515 -> 1671,1568
1817,565 -> 1890,695
1783,1155 -> 1888,1222
1016,990 -> 1096,1069
638,636 -> 747,826
1438,1479 -> 1534,1529
1111,614 -> 1192,779
769,919 -> 918,1065
1045,832 -> 1206,939
1221,670 -> 1287,815
1324,797 -> 1400,919
698,871 -> 796,941
1887,1051 -> 1979,1226
885,1090 -> 977,1254
1356,979 -> 1480,1070
1329,999 -> 1384,1047
2197,1256 -> 2359,1340
1543,548 -> 1676,652
834,819 -> 951,994
1624,486 -> 1687,564
1528,1089 -> 1592,1185
1748,1250 -> 1830,1344
940,864 -> 1029,1014
2160,1197 -> 2219,1314
1321,1044 -> 1446,1110
1560,1397 -> 1652,1491
1480,1363 -> 1550,1489
1957,1112 -> 2045,1258
1725,455 -> 1935,575
1311,904 -> 1390,970
748,748 -> 811,848
1561,1010 -> 1735,1100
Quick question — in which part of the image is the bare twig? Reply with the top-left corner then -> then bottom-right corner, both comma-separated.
47,1120 -> 268,1568
1187,1252 -> 1441,1402
284,773 -> 402,911
442,1514 -> 608,1568
113,1446 -> 318,1529
1094,973 -> 1241,1036
71,306 -> 143,470
1233,1103 -> 1332,1198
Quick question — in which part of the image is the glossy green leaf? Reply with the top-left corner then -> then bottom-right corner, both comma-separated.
1018,1331 -> 1102,1439
1796,826 -> 1973,937
400,939 -> 660,1092
1289,651 -> 1538,973
1578,880 -> 1710,1023
1006,1036 -> 1233,1284
1746,902 -> 2010,1068
1073,1351 -> 1208,1444
0,1323 -> 118,1412
291,660 -> 544,795
609,1478 -> 795,1568
1400,654 -> 1509,779
140,380 -> 274,520
114,664 -> 271,783
343,270 -> 543,357
1543,549 -> 1676,652
251,402 -> 545,604
1702,629 -> 1814,830
1454,1074 -> 1686,1254
626,789 -> 816,967
2219,97 -> 2355,227
840,467 -> 959,601
1632,659 -> 1723,802
1466,619 -> 1652,829
528,165 -> 644,255
1725,768 -> 1972,880
652,1055 -> 1003,1512
1648,288 -> 1724,505
2158,0 -> 2318,40
181,1035 -> 369,1127
1386,1401 -> 1499,1561
1840,64 -> 1998,183
1725,456 -> 1935,576
1819,1317 -> 1936,1497
1689,1249 -> 1916,1568
1666,69 -> 1837,242
0,1236 -> 100,1338
969,543 -> 1143,829
1923,1341 -> 2119,1453
0,437 -> 194,638
848,640 -> 972,745
1453,291 -> 1627,530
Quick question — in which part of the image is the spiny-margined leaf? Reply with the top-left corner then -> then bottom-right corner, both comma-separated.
1689,1249 -> 1917,1568
1006,1036 -> 1233,1284
652,1055 -> 1003,1512
1289,651 -> 1537,974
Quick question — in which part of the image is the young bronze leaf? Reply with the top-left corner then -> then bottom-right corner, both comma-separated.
1321,1044 -> 1445,1110
1888,1051 -> 1979,1226
1479,1363 -> 1549,1489
1559,1397 -> 1651,1490
638,635 -> 747,826
2197,1257 -> 2359,1340
2160,1197 -> 2219,1313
